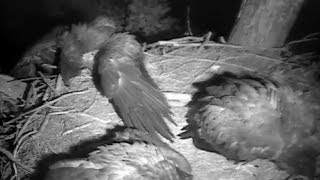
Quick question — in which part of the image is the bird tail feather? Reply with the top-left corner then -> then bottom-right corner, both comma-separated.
111,73 -> 176,142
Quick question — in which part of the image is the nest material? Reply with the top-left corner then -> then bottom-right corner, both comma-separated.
1,33 -> 319,180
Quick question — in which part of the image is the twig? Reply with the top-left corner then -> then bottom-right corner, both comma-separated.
0,148 -> 34,173
147,55 -> 187,64
62,123 -> 92,136
82,91 -> 98,112
163,60 -> 199,75
70,112 -> 109,125
198,31 -> 212,52
155,40 -> 229,47
11,163 -> 18,180
41,86 -> 51,102
45,104 -> 69,110
186,0 -> 193,36
193,62 -> 217,81
170,36 -> 203,43
180,56 -> 220,90
40,64 -> 57,70
8,75 -> 57,82
13,130 -> 37,156
284,38 -> 320,48
152,53 -> 282,65
157,41 -> 203,47
49,109 -> 79,115
11,130 -> 36,178
9,175 -> 17,180
4,89 -> 92,125
38,71 -> 58,95
152,55 -> 257,72
24,81 -> 37,107
304,32 -> 320,39
14,110 -> 38,144
146,36 -> 203,49
151,40 -> 285,61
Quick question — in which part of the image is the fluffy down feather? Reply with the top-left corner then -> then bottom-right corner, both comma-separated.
94,33 -> 176,142
183,72 -> 320,179
58,16 -> 115,85
44,129 -> 192,180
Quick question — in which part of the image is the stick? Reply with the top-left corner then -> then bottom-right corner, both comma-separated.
0,148 -> 34,173
38,71 -> 58,95
4,89 -> 93,125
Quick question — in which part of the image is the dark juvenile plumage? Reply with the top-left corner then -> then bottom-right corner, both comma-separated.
94,33 -> 176,141
44,129 -> 192,180
58,16 -> 175,141
58,16 -> 115,85
183,72 -> 320,179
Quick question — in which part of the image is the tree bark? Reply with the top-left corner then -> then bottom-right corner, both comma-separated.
228,0 -> 304,48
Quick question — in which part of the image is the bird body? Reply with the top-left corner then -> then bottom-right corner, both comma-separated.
94,33 -> 175,141
185,72 -> 320,178
58,17 -> 175,141
58,16 -> 115,85
44,129 -> 192,180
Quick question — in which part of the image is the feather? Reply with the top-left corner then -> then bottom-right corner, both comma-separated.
184,72 -> 320,179
44,129 -> 192,180
95,33 -> 175,142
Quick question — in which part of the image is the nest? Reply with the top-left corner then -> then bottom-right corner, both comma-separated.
1,33 -> 319,180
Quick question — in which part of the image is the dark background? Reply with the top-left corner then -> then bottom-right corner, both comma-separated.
1,0 -> 319,73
